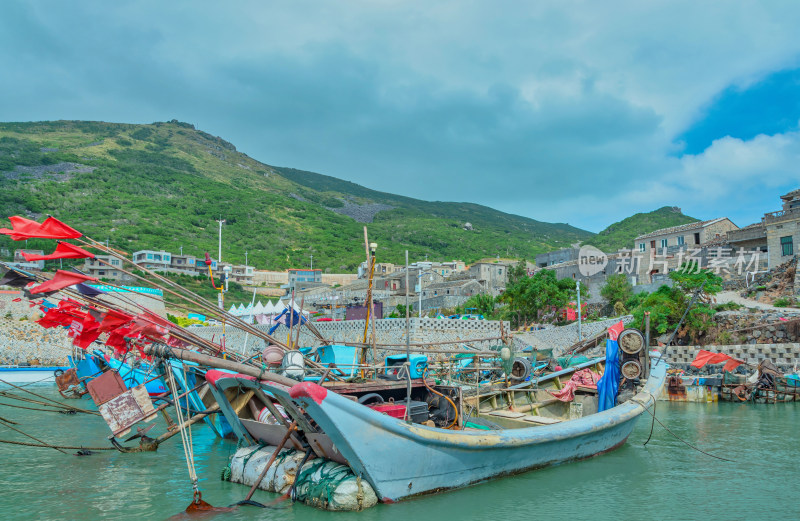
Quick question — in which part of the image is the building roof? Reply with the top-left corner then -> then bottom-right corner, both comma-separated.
780,188 -> 800,200
425,279 -> 482,290
634,218 -> 730,241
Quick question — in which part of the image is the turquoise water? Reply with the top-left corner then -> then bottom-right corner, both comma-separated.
0,388 -> 798,520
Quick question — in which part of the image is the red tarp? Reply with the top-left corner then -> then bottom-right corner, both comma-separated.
690,349 -> 743,372
29,270 -> 98,294
22,241 -> 95,261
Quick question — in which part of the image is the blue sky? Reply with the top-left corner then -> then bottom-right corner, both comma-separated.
1,1 -> 799,232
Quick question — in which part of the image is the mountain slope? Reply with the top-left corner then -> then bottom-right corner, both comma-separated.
0,120 -> 593,270
583,206 -> 699,252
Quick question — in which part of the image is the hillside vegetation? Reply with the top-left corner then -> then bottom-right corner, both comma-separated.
583,206 -> 699,252
0,120 -> 593,271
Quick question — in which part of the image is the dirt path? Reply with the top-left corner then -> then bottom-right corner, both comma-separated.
715,290 -> 778,310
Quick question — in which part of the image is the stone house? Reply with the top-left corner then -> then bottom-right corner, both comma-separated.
421,279 -> 483,299
467,261 -> 511,296
83,254 -> 132,282
634,218 -> 739,282
764,189 -> 800,269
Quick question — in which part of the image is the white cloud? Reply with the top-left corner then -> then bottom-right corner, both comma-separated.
2,1 -> 800,232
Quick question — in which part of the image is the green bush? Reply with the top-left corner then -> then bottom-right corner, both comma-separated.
774,297 -> 793,308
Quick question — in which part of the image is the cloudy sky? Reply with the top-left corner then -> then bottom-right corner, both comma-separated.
2,1 -> 799,232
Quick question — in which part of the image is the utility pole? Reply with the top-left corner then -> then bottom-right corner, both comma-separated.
245,250 -> 248,266
215,217 -> 225,264
180,245 -> 183,256
310,255 -> 313,270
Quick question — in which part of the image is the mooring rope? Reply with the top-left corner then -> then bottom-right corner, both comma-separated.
633,393 -> 733,462
166,363 -> 200,494
0,438 -> 115,450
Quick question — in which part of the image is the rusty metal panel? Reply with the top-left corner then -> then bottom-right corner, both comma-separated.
306,433 -> 349,465
98,385 -> 157,437
87,370 -> 127,405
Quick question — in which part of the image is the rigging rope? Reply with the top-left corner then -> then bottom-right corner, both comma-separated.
165,363 -> 199,494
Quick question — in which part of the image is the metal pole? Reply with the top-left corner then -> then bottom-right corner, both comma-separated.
418,271 -> 422,318
310,255 -> 313,270
216,217 -> 224,264
576,280 -> 582,342
405,250 -> 411,421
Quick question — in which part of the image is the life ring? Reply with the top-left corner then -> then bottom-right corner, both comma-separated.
53,369 -> 65,378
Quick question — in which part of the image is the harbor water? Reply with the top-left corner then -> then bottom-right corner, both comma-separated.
0,388 -> 798,520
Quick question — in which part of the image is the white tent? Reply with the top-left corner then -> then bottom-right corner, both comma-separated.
228,304 -> 238,314
253,301 -> 265,314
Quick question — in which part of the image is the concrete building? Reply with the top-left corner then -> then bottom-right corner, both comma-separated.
132,249 -> 172,271
535,248 -> 580,268
8,249 -> 45,272
284,269 -> 325,294
83,254 -> 132,282
765,189 -> 800,269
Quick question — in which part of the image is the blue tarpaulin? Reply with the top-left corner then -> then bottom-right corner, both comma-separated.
268,307 -> 308,335
597,338 -> 621,412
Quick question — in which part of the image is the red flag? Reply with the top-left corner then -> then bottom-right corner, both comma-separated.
98,309 -> 134,332
0,215 -> 82,240
105,327 -> 132,355
22,241 -> 95,261
73,313 -> 101,349
29,270 -> 97,294
39,216 -> 82,239
0,216 -> 44,240
608,320 -> 625,341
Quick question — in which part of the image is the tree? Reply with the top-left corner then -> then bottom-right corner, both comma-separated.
499,269 -> 588,328
600,274 -> 633,314
458,293 -> 496,317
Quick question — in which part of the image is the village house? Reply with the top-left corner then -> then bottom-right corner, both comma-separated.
83,254 -> 131,282
467,261 -> 511,296
8,249 -> 45,272
764,189 -> 800,269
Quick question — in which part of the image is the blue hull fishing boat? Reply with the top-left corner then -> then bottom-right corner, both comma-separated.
69,349 -> 233,438
203,351 -> 666,503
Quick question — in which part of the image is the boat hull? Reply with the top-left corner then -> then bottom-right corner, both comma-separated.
209,353 -> 667,502
0,366 -> 68,384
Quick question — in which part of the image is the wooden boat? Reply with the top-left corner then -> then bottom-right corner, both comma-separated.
203,350 -> 666,503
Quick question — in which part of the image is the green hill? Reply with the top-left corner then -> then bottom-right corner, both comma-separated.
583,206 -> 699,252
0,120 -> 593,271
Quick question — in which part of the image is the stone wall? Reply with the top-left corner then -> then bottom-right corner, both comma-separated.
0,293 -> 72,366
667,344 -> 800,372
512,316 -> 635,356
713,309 -> 800,344
193,318 -> 510,357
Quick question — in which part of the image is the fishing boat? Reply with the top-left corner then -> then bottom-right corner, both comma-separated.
194,346 -> 665,504
0,364 -> 69,385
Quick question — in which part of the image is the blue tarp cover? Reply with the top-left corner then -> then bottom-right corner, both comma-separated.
597,338 -> 620,412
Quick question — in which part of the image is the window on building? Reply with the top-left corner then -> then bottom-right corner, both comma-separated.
694,232 -> 700,244
660,239 -> 668,248
677,236 -> 685,246
111,259 -> 119,265
781,236 -> 793,256
99,270 -> 105,275
147,253 -> 153,260
639,243 -> 645,252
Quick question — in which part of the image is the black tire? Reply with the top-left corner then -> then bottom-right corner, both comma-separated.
465,417 -> 503,430
53,369 -> 64,378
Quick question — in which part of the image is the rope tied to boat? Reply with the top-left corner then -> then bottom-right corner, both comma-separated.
165,362 -> 199,495
631,392 -> 734,462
